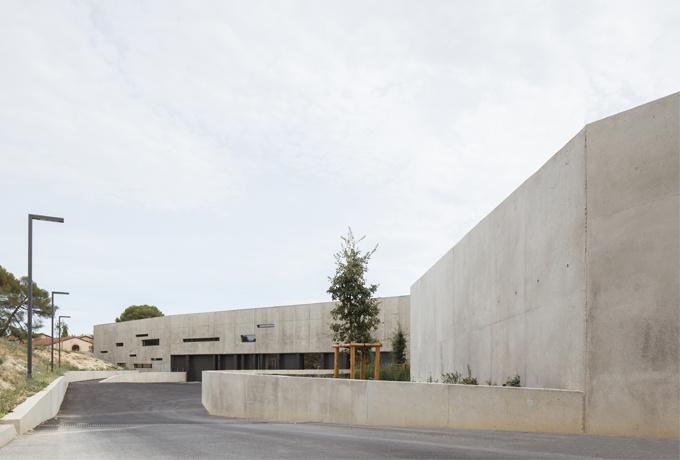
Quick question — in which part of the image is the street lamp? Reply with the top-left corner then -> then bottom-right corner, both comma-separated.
28,214 -> 64,379
58,315 -> 71,368
51,291 -> 69,372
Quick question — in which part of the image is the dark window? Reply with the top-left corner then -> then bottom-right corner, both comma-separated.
133,363 -> 152,369
100,350 -> 108,354
116,342 -> 124,347
183,337 -> 220,343
151,357 -> 163,361
240,334 -> 256,343
117,363 -> 126,367
265,354 -> 279,369
303,353 -> 323,370
142,339 -> 160,346
257,324 -> 274,328
129,354 -> 137,357
72,345 -> 80,352
136,334 -> 149,337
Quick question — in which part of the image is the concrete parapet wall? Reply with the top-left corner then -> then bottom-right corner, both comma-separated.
203,371 -> 584,434
0,370 -> 143,447
0,425 -> 17,448
65,370 -> 139,382
216,369 -> 345,377
99,372 -> 186,383
0,376 -> 68,435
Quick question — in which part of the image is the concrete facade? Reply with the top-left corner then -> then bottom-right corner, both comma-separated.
410,92 -> 679,438
94,295 -> 410,379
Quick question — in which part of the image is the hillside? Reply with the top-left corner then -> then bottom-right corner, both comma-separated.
0,337 -> 119,416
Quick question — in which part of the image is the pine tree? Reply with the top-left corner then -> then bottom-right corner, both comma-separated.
0,265 -> 52,339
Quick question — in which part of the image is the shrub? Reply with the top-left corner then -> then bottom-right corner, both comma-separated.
441,365 -> 477,385
353,361 -> 410,381
503,374 -> 521,387
390,322 -> 408,365
441,371 -> 461,384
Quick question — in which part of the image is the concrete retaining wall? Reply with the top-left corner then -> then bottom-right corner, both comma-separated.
203,371 -> 584,434
411,127 -> 587,391
0,369 -> 178,447
410,92 -> 679,438
0,425 -> 17,447
100,372 -> 186,383
66,370 -> 138,382
1,376 -> 69,435
583,94 -> 679,438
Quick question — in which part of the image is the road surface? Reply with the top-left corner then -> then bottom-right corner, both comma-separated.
1,380 -> 677,459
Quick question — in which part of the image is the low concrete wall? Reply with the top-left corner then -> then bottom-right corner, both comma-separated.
1,376 -> 69,435
203,371 -> 584,434
217,369 -> 344,377
99,372 -> 186,383
0,425 -> 17,447
66,370 -> 139,382
0,369 -> 154,447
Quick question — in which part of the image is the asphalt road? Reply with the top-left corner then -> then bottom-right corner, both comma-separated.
1,380 -> 677,459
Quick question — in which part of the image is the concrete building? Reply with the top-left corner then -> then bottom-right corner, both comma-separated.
94,296 -> 409,381
95,92 -> 678,438
411,92 -> 679,438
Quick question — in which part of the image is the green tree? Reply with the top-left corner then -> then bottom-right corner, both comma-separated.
390,322 -> 408,365
327,228 -> 380,345
60,322 -> 69,337
0,265 -> 53,340
115,304 -> 164,322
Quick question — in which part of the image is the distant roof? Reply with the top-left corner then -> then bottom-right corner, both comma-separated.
32,335 -> 94,347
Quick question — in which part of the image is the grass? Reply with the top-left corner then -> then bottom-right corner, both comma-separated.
0,338 -> 87,417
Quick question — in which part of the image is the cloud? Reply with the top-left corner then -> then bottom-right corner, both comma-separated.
0,0 -> 677,335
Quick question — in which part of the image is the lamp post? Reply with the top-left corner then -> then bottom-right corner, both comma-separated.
58,315 -> 71,368
51,291 -> 69,372
28,214 -> 64,379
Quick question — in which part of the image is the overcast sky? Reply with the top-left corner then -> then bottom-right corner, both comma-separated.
1,0 -> 678,336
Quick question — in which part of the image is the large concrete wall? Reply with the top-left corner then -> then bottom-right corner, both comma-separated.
410,92 -> 679,438
203,371 -> 584,434
584,93 -> 679,438
411,125 -> 587,391
94,296 -> 410,371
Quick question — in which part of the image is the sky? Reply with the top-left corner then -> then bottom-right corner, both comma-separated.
1,0 -> 678,336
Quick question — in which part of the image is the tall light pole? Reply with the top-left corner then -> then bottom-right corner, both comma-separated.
28,214 -> 64,379
51,291 -> 69,372
58,315 -> 71,368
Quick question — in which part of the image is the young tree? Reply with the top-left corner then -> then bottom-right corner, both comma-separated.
390,322 -> 408,365
0,265 -> 52,340
327,228 -> 380,345
115,304 -> 164,322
